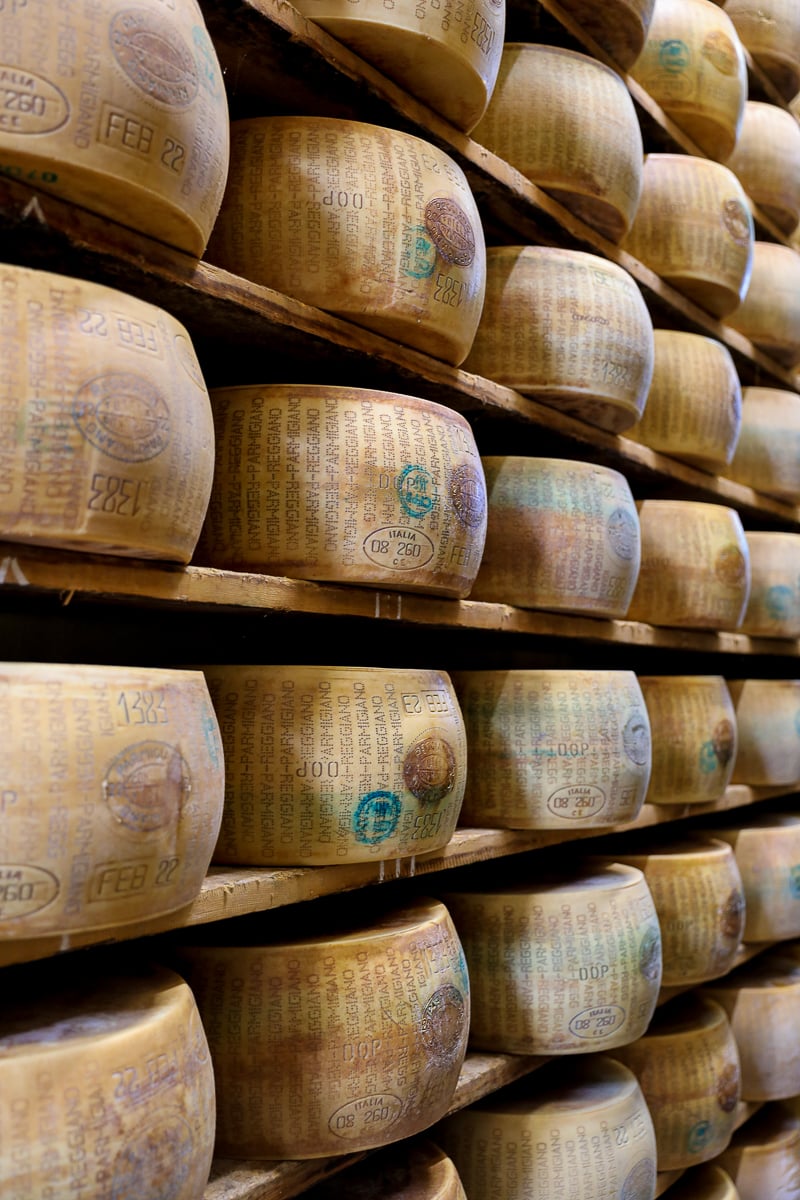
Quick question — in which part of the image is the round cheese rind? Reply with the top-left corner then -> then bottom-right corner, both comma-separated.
740,533 -> 800,639
726,387 -> 800,503
204,665 -> 466,865
174,898 -> 470,1159
710,815 -> 800,942
468,458 -> 641,616
197,384 -> 487,597
0,0 -> 229,255
0,963 -> 216,1199
304,1141 -> 467,1200
639,675 -> 737,806
727,102 -> 800,235
453,669 -> 651,830
463,247 -> 654,433
0,263 -> 215,563
659,1163 -> 741,1199
0,662 -> 225,939
560,0 -> 656,68
444,864 -> 662,1054
205,117 -> 486,367
725,0 -> 800,100
714,1104 -> 800,1200
726,242 -> 800,369
728,679 -> 800,786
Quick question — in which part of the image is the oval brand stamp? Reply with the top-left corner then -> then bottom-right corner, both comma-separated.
403,732 -> 457,803
712,718 -> 735,766
0,66 -> 69,135
639,925 -> 661,982
0,864 -> 59,920
623,711 -> 650,766
717,1061 -> 740,1113
103,741 -> 191,833
720,888 -> 745,939
702,30 -> 737,75
621,1159 -> 657,1200
546,784 -> 606,821
606,507 -> 639,561
419,985 -> 466,1065
450,463 -> 486,529
721,198 -> 751,247
714,543 -> 747,587
658,38 -> 690,73
111,9 -> 199,108
363,526 -> 435,571
397,464 -> 435,518
73,373 -> 171,462
699,740 -> 718,773
353,790 -> 401,844
328,1094 -> 402,1140
687,1119 -> 714,1154
767,583 -> 794,620
173,333 -> 206,389
401,224 -> 437,279
111,1112 -> 194,1199
424,197 -> 476,267
568,1004 -> 625,1040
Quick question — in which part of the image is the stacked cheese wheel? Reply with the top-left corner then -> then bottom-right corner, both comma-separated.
639,675 -> 737,806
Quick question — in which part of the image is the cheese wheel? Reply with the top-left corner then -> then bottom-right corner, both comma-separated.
0,262 -> 214,563
0,0 -> 229,256
204,665 -> 466,865
728,679 -> 800,785
444,863 -> 662,1054
437,1056 -> 657,1199
639,676 -> 737,806
727,102 -> 800,234
289,0 -> 504,132
741,533 -> 800,639
661,1164 -> 741,1199
610,838 -> 745,986
714,1104 -> 800,1200
628,331 -> 742,471
468,457 -> 641,616
0,962 -> 215,1199
471,45 -> 643,241
174,897 -> 469,1158
0,662 -> 224,940
197,384 -> 487,597
709,815 -> 800,942
453,669 -> 651,830
725,387 -> 800,503
627,501 -> 751,630
630,0 -> 747,161
205,117 -> 486,366
622,154 -> 754,318
558,0 -> 656,68
462,247 -> 654,433
725,0 -> 800,100
726,242 -> 800,369
612,994 -> 742,1170
304,1141 -> 466,1200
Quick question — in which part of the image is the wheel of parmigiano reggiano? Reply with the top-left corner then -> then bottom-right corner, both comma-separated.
471,45 -> 643,241
462,248 -> 654,433
661,1164 -> 740,1199
705,816 -> 800,942
468,458 -> 641,616
725,0 -> 800,100
0,263 -> 215,563
204,665 -> 466,865
612,994 -> 742,1170
727,102 -> 800,235
725,242 -> 800,369
630,0 -> 747,161
0,0 -> 229,256
639,675 -> 737,806
622,154 -> 754,318
610,838 -> 745,986
560,0 -> 656,68
205,118 -> 486,366
174,897 -> 469,1159
728,679 -> 800,786
0,962 -> 216,1199
305,1141 -> 466,1200
725,387 -> 800,503
740,533 -> 800,639
444,864 -> 662,1055
452,669 -> 651,830
0,662 -> 224,940
197,384 -> 486,597
714,1104 -> 800,1200
437,1056 -> 657,1200
626,501 -> 750,630
628,331 -> 742,471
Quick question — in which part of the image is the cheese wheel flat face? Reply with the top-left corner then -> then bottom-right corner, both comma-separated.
463,248 -> 654,433
660,1163 -> 740,1199
0,262 -> 215,563
444,864 -> 662,1054
714,1104 -> 800,1200
453,670 -> 651,829
558,0 -> 656,68
0,0 -> 229,255
197,385 -> 487,597
728,679 -> 800,786
0,964 -> 216,1199
639,676 -> 737,805
741,533 -> 800,638
727,102 -> 800,234
206,117 -> 486,366
726,387 -> 800,503
205,665 -> 466,865
0,663 -> 224,939
711,816 -> 800,942
174,898 -> 470,1159
469,458 -> 641,616
726,242 -> 800,369
304,1141 -> 467,1200
725,0 -> 800,99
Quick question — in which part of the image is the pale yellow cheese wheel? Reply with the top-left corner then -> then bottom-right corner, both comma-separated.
437,1056 -> 657,1199
639,676 -> 738,806
463,247 -> 655,433
558,0 -> 656,68
714,1104 -> 800,1200
727,102 -> 800,234
0,0 -> 229,256
661,1163 -> 741,1199
472,45 -> 643,241
197,384 -> 487,597
453,669 -> 651,829
174,898 -> 469,1158
710,815 -> 800,942
0,662 -> 224,940
204,664 -> 466,865
0,963 -> 216,1199
304,1141 -> 467,1200
628,331 -> 742,470
206,117 -> 486,366
611,838 -> 745,986
726,242 -> 800,368
740,533 -> 800,638
612,994 -> 742,1170
728,679 -> 800,785
630,0 -> 747,161
725,387 -> 800,502
444,864 -> 662,1054
468,457 -> 641,616
622,154 -> 754,318
725,0 -> 800,99
0,262 -> 214,563
627,501 -> 751,630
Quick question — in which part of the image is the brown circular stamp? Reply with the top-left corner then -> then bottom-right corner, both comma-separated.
621,1158 -> 656,1200
450,463 -> 486,529
419,985 -> 466,1065
717,1061 -> 740,1113
73,373 -> 171,462
721,198 -> 751,247
103,741 -> 191,833
712,718 -> 736,766
714,544 -> 747,587
424,198 -> 476,267
702,30 -> 738,75
720,887 -> 745,939
111,9 -> 199,108
403,732 -> 457,803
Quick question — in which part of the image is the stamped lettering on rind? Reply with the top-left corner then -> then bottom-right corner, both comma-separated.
702,30 -> 738,76
639,926 -> 661,982
568,1004 -> 626,1039
547,783 -> 606,820
658,39 -> 690,73
721,199 -> 752,248
766,583 -> 794,620
424,197 -> 476,267
110,1112 -> 194,1199
606,507 -> 639,561
363,527 -> 435,571
0,864 -> 59,920
328,1094 -> 403,1140
403,732 -> 457,803
110,10 -> 199,109
450,463 -> 486,529
103,741 -> 191,833
623,711 -> 650,766
397,464 -> 436,518
419,985 -> 466,1065
353,790 -> 401,844
401,225 -> 437,279
720,888 -> 745,939
73,373 -> 171,462
687,1119 -> 714,1154
0,67 -> 69,135
620,1158 -> 657,1200
712,718 -> 735,766
716,1061 -> 740,1113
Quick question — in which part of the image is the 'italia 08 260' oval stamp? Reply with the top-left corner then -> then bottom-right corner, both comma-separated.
73,373 -> 171,462
103,741 -> 191,833
110,9 -> 199,108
